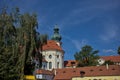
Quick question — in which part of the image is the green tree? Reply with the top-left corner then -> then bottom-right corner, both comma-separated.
0,7 -> 47,80
118,46 -> 120,55
74,45 -> 99,67
103,60 -> 114,65
38,34 -> 48,67
16,10 -> 48,79
0,7 -> 20,80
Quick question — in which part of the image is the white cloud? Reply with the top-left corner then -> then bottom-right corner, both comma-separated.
71,39 -> 88,50
62,35 -> 88,50
100,23 -> 119,41
103,49 -> 115,53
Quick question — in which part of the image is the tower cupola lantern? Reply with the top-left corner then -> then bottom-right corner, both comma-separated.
51,24 -> 62,42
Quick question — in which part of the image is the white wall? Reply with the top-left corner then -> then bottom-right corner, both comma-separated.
42,50 -> 64,70
36,74 -> 54,80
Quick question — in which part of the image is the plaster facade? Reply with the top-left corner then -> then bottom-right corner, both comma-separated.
42,50 -> 64,70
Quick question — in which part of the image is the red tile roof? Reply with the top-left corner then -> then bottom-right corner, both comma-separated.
36,69 -> 54,75
64,56 -> 120,67
64,60 -> 78,67
54,65 -> 120,80
42,40 -> 64,52
101,55 -> 120,62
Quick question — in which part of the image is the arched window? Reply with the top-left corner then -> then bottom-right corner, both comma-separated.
57,62 -> 59,68
57,55 -> 59,58
43,55 -> 45,58
49,62 -> 52,69
43,65 -> 45,69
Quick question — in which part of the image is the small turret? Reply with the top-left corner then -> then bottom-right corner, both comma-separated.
51,25 -> 62,42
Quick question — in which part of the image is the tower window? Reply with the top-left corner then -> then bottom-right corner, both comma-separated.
62,55 -> 64,59
43,65 -> 45,69
57,62 -> 59,68
49,55 -> 52,59
57,55 -> 59,58
43,55 -> 45,58
49,62 -> 52,69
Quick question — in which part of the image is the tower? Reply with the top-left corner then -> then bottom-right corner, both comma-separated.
42,25 -> 64,70
51,24 -> 62,45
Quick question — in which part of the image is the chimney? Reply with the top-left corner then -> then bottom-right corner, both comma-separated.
106,64 -> 109,70
54,69 -> 56,75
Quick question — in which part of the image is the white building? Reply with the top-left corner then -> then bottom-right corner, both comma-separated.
41,26 -> 64,70
36,69 -> 54,80
98,56 -> 120,65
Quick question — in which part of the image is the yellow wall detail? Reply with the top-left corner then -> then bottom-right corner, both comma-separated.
24,75 -> 35,80
72,76 -> 120,80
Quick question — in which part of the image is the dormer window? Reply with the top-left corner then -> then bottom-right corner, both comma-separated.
71,62 -> 75,64
99,69 -> 103,71
73,70 -> 76,72
80,71 -> 85,77
112,68 -> 115,70
63,71 -> 66,73
90,69 -> 93,72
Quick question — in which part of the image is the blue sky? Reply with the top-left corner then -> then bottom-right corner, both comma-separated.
1,0 -> 120,60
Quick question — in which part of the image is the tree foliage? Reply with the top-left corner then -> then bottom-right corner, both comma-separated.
74,45 -> 99,67
103,60 -> 114,65
0,7 -> 47,80
118,46 -> 120,55
0,8 -> 19,80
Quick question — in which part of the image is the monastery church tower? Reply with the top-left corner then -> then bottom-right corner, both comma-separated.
42,25 -> 64,70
